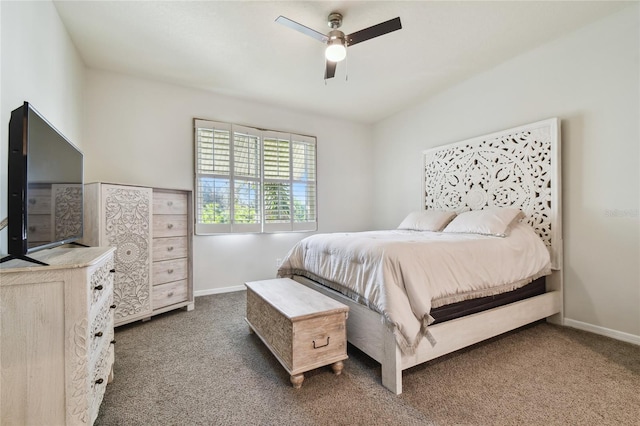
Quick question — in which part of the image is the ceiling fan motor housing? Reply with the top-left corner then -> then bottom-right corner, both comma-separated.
328,29 -> 346,45
328,12 -> 343,29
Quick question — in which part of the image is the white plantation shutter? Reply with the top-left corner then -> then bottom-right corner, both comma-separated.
263,131 -> 292,232
194,119 -> 317,234
195,120 -> 232,233
232,125 -> 261,232
291,134 -> 317,231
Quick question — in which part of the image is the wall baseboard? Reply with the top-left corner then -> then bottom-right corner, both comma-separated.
195,285 -> 245,297
563,318 -> 640,346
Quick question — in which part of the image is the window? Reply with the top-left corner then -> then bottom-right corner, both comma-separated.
195,119 -> 317,234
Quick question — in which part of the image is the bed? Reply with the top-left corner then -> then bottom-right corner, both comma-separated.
278,118 -> 562,394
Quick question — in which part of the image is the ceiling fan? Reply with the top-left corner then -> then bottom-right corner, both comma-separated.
275,12 -> 402,80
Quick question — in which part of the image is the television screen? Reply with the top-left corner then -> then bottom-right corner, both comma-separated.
5,102 -> 84,263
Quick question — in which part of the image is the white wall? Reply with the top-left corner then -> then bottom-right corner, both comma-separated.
0,0 -> 85,253
372,6 -> 640,340
83,70 -> 373,293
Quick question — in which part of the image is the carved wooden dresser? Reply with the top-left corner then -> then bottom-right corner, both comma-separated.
0,246 -> 116,425
83,183 -> 194,326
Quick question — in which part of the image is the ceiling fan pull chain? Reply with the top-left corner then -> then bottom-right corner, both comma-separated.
345,55 -> 349,81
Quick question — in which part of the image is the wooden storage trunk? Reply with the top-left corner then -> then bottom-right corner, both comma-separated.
245,278 -> 349,388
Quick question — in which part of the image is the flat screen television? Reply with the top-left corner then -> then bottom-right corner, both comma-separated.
2,102 -> 84,265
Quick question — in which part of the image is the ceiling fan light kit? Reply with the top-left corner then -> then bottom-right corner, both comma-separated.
275,11 -> 402,80
325,31 -> 347,62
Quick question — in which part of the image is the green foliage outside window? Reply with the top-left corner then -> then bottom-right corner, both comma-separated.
200,202 -> 230,224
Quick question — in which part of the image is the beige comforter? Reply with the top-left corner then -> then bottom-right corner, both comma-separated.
277,222 -> 551,354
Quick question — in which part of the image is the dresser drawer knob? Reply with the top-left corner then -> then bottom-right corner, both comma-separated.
94,285 -> 103,291
109,268 -> 116,273
168,292 -> 174,297
28,198 -> 36,205
312,337 -> 330,349
167,223 -> 174,229
167,269 -> 174,274
110,304 -> 117,309
95,331 -> 103,337
95,378 -> 104,385
167,246 -> 174,252
167,201 -> 173,206
111,339 -> 116,345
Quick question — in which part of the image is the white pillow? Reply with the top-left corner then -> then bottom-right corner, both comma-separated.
397,210 -> 456,232
442,208 -> 524,237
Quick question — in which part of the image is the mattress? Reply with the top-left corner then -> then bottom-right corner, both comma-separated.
429,276 -> 546,324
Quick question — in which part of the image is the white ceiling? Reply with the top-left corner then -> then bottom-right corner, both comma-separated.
54,1 -> 629,124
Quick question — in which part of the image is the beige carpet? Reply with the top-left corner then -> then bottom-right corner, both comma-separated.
95,291 -> 640,425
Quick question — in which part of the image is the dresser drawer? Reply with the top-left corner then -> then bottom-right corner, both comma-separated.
153,191 -> 188,215
90,344 -> 114,424
153,258 -> 188,285
153,236 -> 188,261
26,188 -> 52,214
26,214 -> 51,243
153,280 -> 188,309
90,259 -> 115,309
90,299 -> 115,361
89,328 -> 114,382
153,214 -> 187,238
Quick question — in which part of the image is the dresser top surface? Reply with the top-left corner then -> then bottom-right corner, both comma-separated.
0,246 -> 115,273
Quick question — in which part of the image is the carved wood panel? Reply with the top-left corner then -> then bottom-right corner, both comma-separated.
70,319 -> 89,424
423,118 -> 561,268
102,185 -> 153,322
53,184 -> 83,241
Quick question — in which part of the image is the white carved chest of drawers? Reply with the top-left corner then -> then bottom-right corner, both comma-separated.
0,246 -> 116,425
83,183 -> 194,326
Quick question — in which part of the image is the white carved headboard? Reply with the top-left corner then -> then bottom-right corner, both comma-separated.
423,118 -> 562,270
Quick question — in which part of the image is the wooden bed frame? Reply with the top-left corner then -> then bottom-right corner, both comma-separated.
294,118 -> 562,394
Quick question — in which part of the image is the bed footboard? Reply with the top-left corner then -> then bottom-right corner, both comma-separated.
293,275 -> 561,395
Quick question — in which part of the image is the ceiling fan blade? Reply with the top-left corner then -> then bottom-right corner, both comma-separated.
275,16 -> 329,43
346,17 -> 402,46
324,60 -> 337,79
